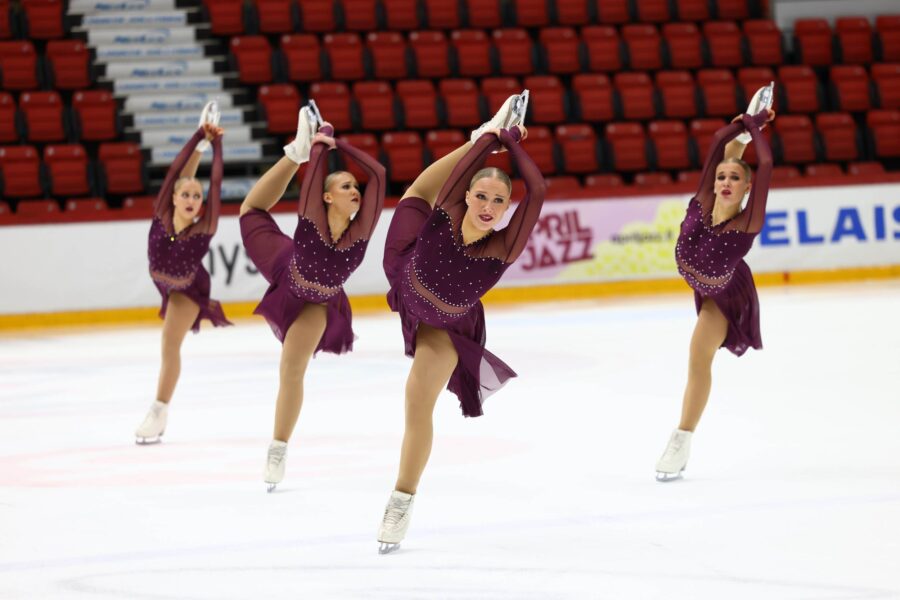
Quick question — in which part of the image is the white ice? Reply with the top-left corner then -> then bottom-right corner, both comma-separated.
1,281 -> 899,600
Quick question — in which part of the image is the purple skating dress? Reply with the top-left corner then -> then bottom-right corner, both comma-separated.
148,128 -> 231,333
676,111 -> 773,356
240,130 -> 386,350
383,128 -> 546,417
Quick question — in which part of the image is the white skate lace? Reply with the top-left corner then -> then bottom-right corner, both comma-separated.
662,438 -> 683,460
267,446 -> 286,467
383,498 -> 410,528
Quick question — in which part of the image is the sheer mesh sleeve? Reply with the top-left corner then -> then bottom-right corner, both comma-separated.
490,128 -> 547,263
434,133 -> 503,224
153,128 -> 205,225
694,121 -> 745,214
336,137 -> 387,245
732,112 -> 773,234
194,135 -> 224,236
296,128 -> 333,235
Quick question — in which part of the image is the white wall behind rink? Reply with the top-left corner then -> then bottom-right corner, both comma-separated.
1,182 -> 899,315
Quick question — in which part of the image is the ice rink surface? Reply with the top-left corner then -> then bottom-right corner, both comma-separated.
1,281 -> 899,599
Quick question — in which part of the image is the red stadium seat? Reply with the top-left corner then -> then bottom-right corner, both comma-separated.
439,78 -> 482,127
614,72 -> 657,121
673,0 -> 710,22
0,145 -> 43,198
778,65 -> 825,113
45,40 -> 92,89
493,28 -> 535,76
584,173 -> 624,189
0,0 -> 12,40
336,133 -> 380,183
713,0 -> 749,20
556,123 -> 600,173
521,125 -> 557,174
230,36 -> 274,84
523,75 -> 567,124
635,172 -> 673,186
743,20 -> 784,67
0,92 -> 17,143
353,81 -> 397,131
829,65 -> 872,112
872,62 -> 900,109
99,142 -> 145,195
258,84 -> 303,134
72,90 -> 118,142
793,18 -> 834,67
657,70 -> 699,119
463,0 -> 502,28
836,16 -> 874,65
770,165 -> 801,184
0,40 -> 40,90
16,199 -> 59,216
512,0 -> 549,27
205,0 -> 246,35
298,0 -> 337,32
703,21 -> 746,68
545,176 -> 581,198
804,163 -> 843,178
410,30 -> 450,78
21,0 -> 64,39
677,170 -> 701,185
622,24 -> 663,71
697,68 -> 739,117
774,114 -> 817,164
324,33 -> 365,80
737,67 -> 776,105
556,0 -> 590,26
340,0 -> 378,31
848,160 -> 885,175
866,108 -> 900,157
481,77 -> 521,115
539,28 -> 581,75
65,198 -> 109,212
690,118 -> 727,163
44,144 -> 92,198
605,122 -> 649,172
425,129 -> 466,159
876,15 -> 900,62
382,131 -> 424,182
19,91 -> 66,143
663,23 -> 704,70
397,79 -> 439,129
383,0 -> 420,30
451,29 -> 493,77
582,25 -> 624,73
121,195 -> 155,216
636,0 -> 670,23
739,125 -> 772,167
254,0 -> 297,33
572,73 -> 614,122
816,112 -> 860,161
367,31 -> 410,80
595,0 -> 630,24
649,120 -> 692,170
423,0 -> 460,29
281,34 -> 323,82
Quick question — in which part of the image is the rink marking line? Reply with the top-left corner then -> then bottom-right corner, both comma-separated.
2,266 -> 898,332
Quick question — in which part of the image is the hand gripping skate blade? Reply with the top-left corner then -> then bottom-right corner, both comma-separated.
736,82 -> 775,144
199,100 -> 220,127
378,542 -> 400,555
307,99 -> 324,128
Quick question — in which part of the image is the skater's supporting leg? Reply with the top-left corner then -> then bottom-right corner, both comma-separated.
272,303 -> 328,442
678,298 -> 729,432
394,324 -> 459,494
240,157 -> 300,216
155,292 -> 201,404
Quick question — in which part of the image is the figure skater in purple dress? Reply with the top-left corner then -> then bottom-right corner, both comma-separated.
135,103 -> 229,444
376,94 -> 546,553
655,107 -> 775,481
238,103 -> 386,491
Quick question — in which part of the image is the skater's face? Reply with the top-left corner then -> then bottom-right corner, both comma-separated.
464,176 -> 511,233
172,179 -> 204,222
714,162 -> 751,211
324,171 -> 361,220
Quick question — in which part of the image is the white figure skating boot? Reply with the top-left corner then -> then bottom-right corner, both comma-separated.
655,429 -> 692,481
283,105 -> 318,164
135,400 -> 168,445
195,99 -> 221,153
264,440 -> 287,493
377,490 -> 415,554
470,89 -> 530,146
735,81 -> 775,144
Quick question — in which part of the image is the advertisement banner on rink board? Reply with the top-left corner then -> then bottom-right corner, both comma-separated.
1,184 -> 899,315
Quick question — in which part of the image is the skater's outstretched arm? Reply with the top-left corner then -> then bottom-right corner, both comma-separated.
154,128 -> 206,224
337,138 -> 387,241
432,134 -> 504,214
297,128 -> 334,231
194,127 -> 225,236
492,128 -> 546,263
732,112 -> 773,234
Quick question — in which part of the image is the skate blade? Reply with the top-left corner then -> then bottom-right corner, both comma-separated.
307,99 -> 324,128
135,436 -> 162,445
266,482 -> 277,493
510,90 -> 529,127
655,470 -> 684,482
378,542 -> 401,555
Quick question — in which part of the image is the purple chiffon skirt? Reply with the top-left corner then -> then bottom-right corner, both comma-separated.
240,208 -> 354,353
694,259 -> 762,357
383,198 -> 516,418
155,266 -> 232,333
